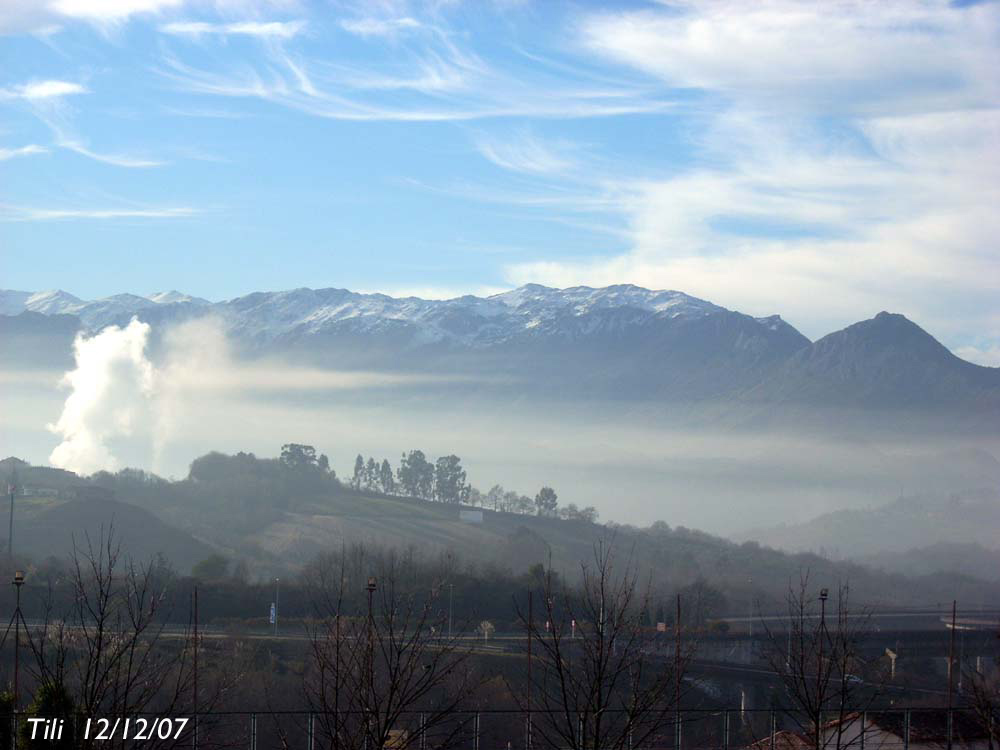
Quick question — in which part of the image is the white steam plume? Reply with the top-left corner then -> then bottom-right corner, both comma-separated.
48,318 -> 155,474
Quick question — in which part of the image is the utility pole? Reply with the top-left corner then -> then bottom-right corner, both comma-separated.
367,577 -> 377,683
675,594 -> 682,750
526,591 -> 533,750
193,586 -> 199,750
448,583 -> 454,638
818,585 -> 829,748
947,600 -> 957,750
947,600 -> 957,710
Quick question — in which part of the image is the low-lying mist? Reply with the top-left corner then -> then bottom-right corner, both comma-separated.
2,317 -> 998,537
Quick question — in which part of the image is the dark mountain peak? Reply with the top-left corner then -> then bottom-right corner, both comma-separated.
754,311 -> 1000,410
814,311 -> 957,365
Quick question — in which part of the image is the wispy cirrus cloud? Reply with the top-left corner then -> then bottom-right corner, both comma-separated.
153,5 -> 672,122
0,204 -> 199,221
339,17 -> 421,38
492,1 -> 1000,358
475,131 -> 579,175
0,144 -> 48,160
0,76 -> 165,167
0,0 -> 298,32
0,79 -> 87,100
159,19 -> 305,38
56,138 -> 164,167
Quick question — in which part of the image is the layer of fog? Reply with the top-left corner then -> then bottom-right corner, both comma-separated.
1,318 -> 998,536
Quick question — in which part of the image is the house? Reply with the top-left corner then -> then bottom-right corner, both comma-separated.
746,712 -> 991,750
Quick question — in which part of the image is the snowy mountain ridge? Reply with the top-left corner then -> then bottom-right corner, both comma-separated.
0,283 -> 785,349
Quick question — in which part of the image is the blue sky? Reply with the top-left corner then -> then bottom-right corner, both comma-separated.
1,0 -> 998,362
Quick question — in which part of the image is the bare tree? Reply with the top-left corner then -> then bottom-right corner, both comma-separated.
761,575 -> 886,750
515,539 -> 692,750
964,645 -> 1000,750
304,545 -> 478,750
23,527 -> 228,749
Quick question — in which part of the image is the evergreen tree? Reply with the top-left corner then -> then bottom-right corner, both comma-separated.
433,454 -> 467,504
534,486 -> 558,516
352,454 -> 364,489
397,450 -> 433,498
379,459 -> 395,494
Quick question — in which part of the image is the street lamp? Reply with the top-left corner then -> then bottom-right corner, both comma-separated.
12,570 -> 25,710
366,577 -> 377,690
818,587 -> 829,704
273,577 -> 280,636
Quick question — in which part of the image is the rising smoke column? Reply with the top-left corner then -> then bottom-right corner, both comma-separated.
48,317 -> 155,474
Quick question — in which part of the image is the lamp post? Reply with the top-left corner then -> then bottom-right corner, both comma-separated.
7,479 -> 15,563
13,570 -> 25,710
366,576 -> 377,680
273,578 -> 280,637
818,587 -> 829,718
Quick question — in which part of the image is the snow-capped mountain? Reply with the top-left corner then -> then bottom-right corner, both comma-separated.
0,289 -> 208,330
1,284 -> 997,417
0,283 -> 796,350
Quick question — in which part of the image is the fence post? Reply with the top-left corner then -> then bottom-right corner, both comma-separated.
769,710 -> 776,750
249,713 -> 256,750
723,710 -> 730,750
860,711 -> 866,750
947,709 -> 953,750
420,713 -> 426,750
903,710 -> 909,750
307,713 -> 314,750
474,712 -> 480,750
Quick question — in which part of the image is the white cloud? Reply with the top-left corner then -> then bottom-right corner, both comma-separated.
0,144 -> 48,160
340,17 -> 421,38
160,19 -> 305,38
49,0 -> 185,23
475,131 -> 578,175
0,80 -> 87,100
0,0 -> 302,32
954,345 -> 1000,368
492,0 -> 1000,353
57,138 -> 164,167
0,204 -> 198,220
580,0 -> 1000,115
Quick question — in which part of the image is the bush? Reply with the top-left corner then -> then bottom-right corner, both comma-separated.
19,682 -> 75,749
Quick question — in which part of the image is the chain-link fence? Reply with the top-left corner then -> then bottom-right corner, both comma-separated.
1,708 -> 993,750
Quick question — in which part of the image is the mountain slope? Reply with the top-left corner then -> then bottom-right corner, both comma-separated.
737,488 -> 1000,559
746,312 -> 1000,408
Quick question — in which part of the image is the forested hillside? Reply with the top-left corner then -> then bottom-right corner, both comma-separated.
5,450 -> 999,611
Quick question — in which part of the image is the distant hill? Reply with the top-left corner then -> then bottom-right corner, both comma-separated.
9,451 -> 995,608
7,495 -> 214,574
737,488 -> 1000,563
860,542 -> 1000,582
